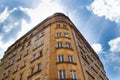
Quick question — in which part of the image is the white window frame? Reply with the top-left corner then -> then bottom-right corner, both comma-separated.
70,70 -> 78,79
56,32 -> 61,37
64,33 -> 69,37
58,55 -> 64,62
58,70 -> 66,79
68,55 -> 74,62
66,42 -> 71,48
57,42 -> 62,48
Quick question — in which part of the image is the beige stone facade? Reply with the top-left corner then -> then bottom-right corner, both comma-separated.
0,13 -> 108,80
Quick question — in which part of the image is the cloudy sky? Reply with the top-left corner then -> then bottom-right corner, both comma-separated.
0,0 -> 120,80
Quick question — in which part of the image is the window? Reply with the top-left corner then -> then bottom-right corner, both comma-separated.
24,50 -> 29,57
20,61 -> 26,69
21,45 -> 25,51
27,40 -> 31,47
56,32 -> 61,37
64,33 -> 69,37
35,77 -> 40,80
37,63 -> 41,71
31,67 -> 34,75
66,42 -> 71,48
58,55 -> 64,62
32,54 -> 36,61
38,50 -> 42,57
63,25 -> 67,29
35,32 -> 44,41
16,55 -> 21,62
68,55 -> 74,62
56,24 -> 60,28
15,66 -> 18,72
70,70 -> 78,79
13,65 -> 18,74
58,70 -> 66,80
19,73 -> 23,80
57,42 -> 62,48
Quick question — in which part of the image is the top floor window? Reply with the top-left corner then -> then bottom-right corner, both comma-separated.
56,24 -> 60,28
35,32 -> 44,41
27,40 -> 31,47
63,25 -> 67,29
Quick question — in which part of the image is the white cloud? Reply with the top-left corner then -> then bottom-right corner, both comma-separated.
0,1 -> 65,59
87,0 -> 120,23
0,34 -> 3,40
3,25 -> 14,33
17,1 -> 65,39
92,43 -> 102,54
0,8 -> 9,23
108,37 -> 120,53
0,7 -> 17,23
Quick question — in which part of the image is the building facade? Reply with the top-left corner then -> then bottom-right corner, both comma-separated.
0,13 -> 108,80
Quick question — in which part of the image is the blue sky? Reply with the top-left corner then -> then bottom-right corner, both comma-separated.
0,0 -> 120,80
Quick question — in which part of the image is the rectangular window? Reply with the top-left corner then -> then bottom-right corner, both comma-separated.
19,73 -> 22,80
64,33 -> 69,37
57,42 -> 62,48
63,25 -> 67,29
66,42 -> 71,48
32,54 -> 36,61
58,55 -> 64,62
27,40 -> 31,47
20,61 -> 26,69
17,55 -> 21,62
38,50 -> 42,57
58,70 -> 66,79
22,45 -> 24,50
24,50 -> 29,57
37,63 -> 41,71
35,32 -> 44,41
15,65 -> 18,71
70,70 -> 78,79
56,24 -> 60,28
56,32 -> 61,37
68,55 -> 74,62
31,67 -> 34,75
35,77 -> 40,80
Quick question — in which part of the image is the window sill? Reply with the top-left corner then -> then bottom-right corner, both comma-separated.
56,47 -> 73,51
55,37 -> 71,39
56,61 -> 77,65
27,69 -> 42,79
55,27 -> 69,30
33,44 -> 44,51
56,78 -> 78,80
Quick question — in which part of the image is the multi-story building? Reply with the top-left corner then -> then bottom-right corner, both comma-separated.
0,13 -> 108,80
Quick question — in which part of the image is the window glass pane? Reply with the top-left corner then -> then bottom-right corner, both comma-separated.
59,70 -> 66,79
58,42 -> 62,48
66,42 -> 71,48
64,33 -> 69,37
63,25 -> 67,28
56,24 -> 60,28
